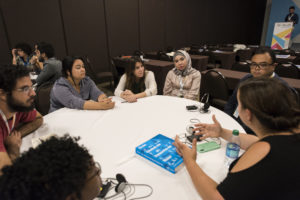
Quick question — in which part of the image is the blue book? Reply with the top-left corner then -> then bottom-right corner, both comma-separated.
135,134 -> 183,174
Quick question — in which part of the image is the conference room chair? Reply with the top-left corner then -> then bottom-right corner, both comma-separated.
200,70 -> 230,110
83,55 -> 117,90
236,49 -> 253,61
275,63 -> 300,79
34,81 -> 54,116
133,50 -> 145,57
292,56 -> 300,65
273,49 -> 296,56
231,61 -> 250,73
157,51 -> 172,62
200,51 -> 221,69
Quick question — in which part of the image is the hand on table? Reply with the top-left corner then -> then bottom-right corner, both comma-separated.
124,94 -> 137,103
98,94 -> 108,102
98,98 -> 115,109
122,90 -> 134,96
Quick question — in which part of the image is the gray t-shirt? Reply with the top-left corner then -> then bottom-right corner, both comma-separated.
49,76 -> 104,113
36,58 -> 62,87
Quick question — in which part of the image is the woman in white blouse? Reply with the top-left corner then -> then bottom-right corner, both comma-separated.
114,57 -> 157,102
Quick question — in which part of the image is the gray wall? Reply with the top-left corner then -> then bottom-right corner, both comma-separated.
0,0 -> 266,72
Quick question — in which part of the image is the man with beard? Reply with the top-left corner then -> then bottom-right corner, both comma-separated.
0,64 -> 43,172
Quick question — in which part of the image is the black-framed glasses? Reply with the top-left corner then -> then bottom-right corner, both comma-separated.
246,60 -> 273,69
86,162 -> 101,183
15,85 -> 35,94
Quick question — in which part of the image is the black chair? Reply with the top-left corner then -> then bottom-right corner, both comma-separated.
110,58 -> 121,86
236,49 -> 253,62
157,51 -> 172,62
133,50 -> 144,57
200,70 -> 230,110
35,82 -> 54,116
273,49 -> 296,56
275,63 -> 300,79
200,50 -> 221,69
166,46 -> 174,53
231,62 -> 250,72
83,56 -> 116,90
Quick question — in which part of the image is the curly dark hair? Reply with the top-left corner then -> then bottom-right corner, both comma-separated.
15,42 -> 32,56
0,64 -> 30,93
0,135 -> 93,200
37,42 -> 55,58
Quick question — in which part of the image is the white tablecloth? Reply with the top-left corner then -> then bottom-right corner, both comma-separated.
21,95 -> 245,200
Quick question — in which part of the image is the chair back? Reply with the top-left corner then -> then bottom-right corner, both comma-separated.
35,82 -> 54,116
200,70 -> 230,110
82,56 -> 97,81
275,64 -> 300,79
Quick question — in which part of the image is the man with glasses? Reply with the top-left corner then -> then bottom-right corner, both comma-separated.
0,64 -> 43,172
0,135 -> 102,200
224,47 -> 290,133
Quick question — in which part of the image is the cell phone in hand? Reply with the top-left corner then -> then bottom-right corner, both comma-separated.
187,134 -> 202,143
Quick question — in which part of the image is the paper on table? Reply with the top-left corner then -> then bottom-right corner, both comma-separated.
213,50 -> 223,53
275,54 -> 290,59
166,52 -> 175,57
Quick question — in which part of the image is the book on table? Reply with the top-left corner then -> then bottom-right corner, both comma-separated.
135,134 -> 183,174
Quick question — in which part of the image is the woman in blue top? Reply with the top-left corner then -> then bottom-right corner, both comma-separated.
49,56 -> 114,112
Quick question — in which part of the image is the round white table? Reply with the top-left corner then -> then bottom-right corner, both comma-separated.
21,95 -> 245,200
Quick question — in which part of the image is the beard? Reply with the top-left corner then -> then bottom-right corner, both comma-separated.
7,94 -> 35,113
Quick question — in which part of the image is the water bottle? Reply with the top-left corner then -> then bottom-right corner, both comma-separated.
224,130 -> 240,167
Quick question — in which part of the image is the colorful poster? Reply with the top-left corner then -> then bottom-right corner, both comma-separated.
271,22 -> 294,49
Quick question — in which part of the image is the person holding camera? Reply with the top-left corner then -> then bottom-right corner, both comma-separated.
11,43 -> 34,70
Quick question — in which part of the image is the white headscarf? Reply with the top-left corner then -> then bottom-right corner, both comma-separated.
173,50 -> 195,76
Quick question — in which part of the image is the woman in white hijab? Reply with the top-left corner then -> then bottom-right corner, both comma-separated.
163,50 -> 201,100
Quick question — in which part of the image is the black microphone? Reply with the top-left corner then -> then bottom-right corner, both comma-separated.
200,93 -> 210,113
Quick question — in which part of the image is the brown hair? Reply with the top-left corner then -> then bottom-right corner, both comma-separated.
125,56 -> 146,92
238,77 -> 300,134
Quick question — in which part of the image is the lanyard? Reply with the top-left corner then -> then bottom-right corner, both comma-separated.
179,75 -> 184,92
288,14 -> 294,21
0,109 -> 16,135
